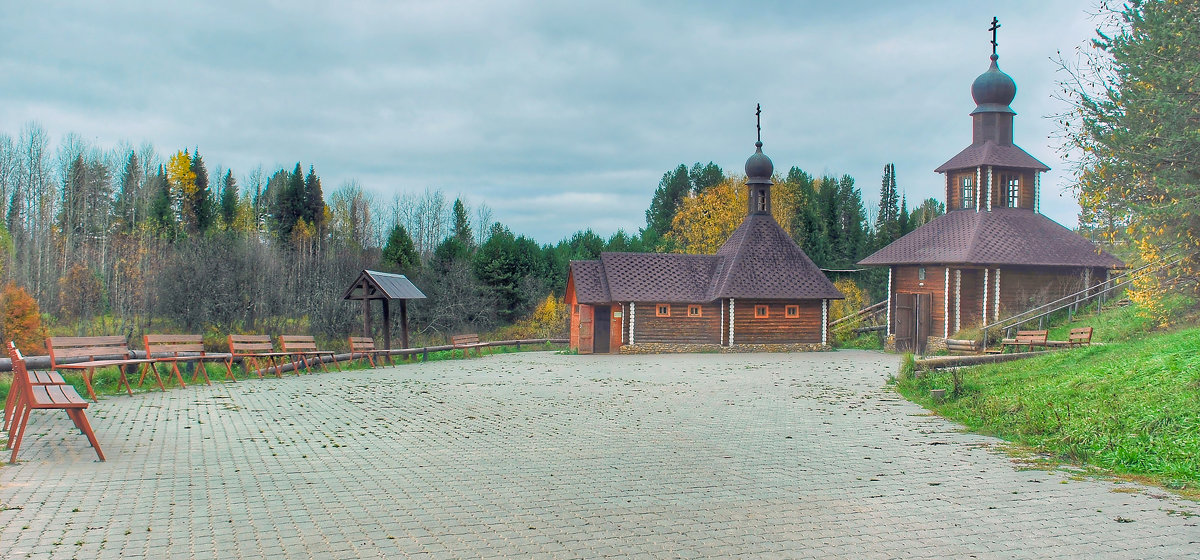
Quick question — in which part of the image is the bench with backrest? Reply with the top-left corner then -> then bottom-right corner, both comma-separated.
228,334 -> 291,378
451,334 -> 484,358
1000,330 -> 1048,353
144,334 -> 235,386
4,360 -> 65,433
279,335 -> 340,374
944,339 -> 980,355
46,336 -> 158,401
349,336 -> 391,368
1048,326 -> 1095,348
6,342 -> 104,462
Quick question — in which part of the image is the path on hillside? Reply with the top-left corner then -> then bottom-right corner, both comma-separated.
1,351 -> 1196,558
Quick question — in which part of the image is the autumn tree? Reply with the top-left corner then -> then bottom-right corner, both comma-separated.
666,178 -> 746,254
1,282 -> 47,353
1059,0 -> 1200,319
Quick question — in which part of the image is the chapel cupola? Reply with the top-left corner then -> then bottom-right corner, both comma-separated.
745,103 -> 774,215
934,17 -> 1050,214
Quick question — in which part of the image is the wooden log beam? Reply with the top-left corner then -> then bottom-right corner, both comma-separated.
915,350 -> 1054,371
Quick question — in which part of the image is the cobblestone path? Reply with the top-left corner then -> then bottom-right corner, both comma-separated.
1,351 -> 1197,558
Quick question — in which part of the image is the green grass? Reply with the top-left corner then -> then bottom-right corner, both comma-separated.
896,295 -> 1200,494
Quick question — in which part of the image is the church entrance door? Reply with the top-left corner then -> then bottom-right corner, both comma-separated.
894,292 -> 932,354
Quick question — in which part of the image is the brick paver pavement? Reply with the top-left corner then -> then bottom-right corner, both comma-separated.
1,350 -> 1197,558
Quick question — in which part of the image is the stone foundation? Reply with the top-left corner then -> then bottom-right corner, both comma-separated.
618,342 -> 830,354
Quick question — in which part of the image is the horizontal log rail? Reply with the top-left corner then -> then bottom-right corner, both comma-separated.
0,338 -> 569,374
829,300 -> 886,328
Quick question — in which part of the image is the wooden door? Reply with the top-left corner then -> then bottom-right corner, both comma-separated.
895,292 -> 932,354
579,305 -> 594,354
915,292 -> 932,354
894,293 -> 915,352
593,306 -> 611,353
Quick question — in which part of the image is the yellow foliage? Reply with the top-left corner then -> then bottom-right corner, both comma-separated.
828,278 -> 869,324
166,150 -> 196,197
666,178 -> 745,254
496,294 -> 568,339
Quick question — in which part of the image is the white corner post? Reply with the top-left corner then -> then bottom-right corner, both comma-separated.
1034,172 -> 1041,213
954,269 -> 962,333
986,166 -> 993,211
943,267 -> 950,339
885,267 -> 893,337
975,167 -> 982,212
994,268 -> 1001,321
728,298 -> 736,346
982,268 -> 990,327
628,302 -> 635,345
821,299 -> 829,345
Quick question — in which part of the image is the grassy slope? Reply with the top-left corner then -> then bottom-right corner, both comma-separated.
896,297 -> 1200,491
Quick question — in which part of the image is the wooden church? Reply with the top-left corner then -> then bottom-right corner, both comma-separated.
565,119 -> 843,354
858,22 -> 1124,352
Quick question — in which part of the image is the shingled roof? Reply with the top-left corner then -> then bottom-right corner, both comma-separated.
569,214 -> 842,304
858,208 -> 1125,268
710,213 -> 843,299
935,140 -> 1050,173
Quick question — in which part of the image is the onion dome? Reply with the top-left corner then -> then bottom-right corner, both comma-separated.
745,141 -> 773,187
970,54 -> 1016,115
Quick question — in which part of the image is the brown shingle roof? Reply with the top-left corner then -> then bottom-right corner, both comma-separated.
601,252 -> 719,302
569,214 -> 843,303
858,208 -> 1125,268
934,141 -> 1050,173
568,260 -> 610,304
710,214 -> 844,299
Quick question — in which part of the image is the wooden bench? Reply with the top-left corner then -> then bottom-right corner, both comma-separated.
6,342 -> 104,462
228,334 -> 291,378
451,334 -> 484,358
1000,330 -> 1048,353
349,336 -> 391,368
46,336 -> 158,401
279,335 -> 340,374
144,334 -> 236,386
4,361 -> 65,433
1048,327 -> 1094,348
944,339 -> 980,355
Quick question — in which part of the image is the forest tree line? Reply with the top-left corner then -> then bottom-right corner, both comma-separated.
0,121 -> 940,350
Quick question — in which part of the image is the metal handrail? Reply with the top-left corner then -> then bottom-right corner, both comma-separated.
979,253 -> 1188,341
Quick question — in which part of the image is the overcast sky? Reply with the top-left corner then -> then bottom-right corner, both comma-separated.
1,1 -> 1101,244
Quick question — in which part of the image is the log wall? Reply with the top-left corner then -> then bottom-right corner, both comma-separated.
732,300 -> 822,344
631,302 -> 722,345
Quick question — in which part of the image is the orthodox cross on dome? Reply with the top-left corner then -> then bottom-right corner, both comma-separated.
755,103 -> 762,145
989,16 -> 1001,55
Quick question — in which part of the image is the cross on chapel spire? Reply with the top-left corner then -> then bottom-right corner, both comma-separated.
755,103 -> 762,146
989,17 -> 1001,56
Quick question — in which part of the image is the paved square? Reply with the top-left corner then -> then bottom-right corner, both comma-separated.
2,350 -> 1197,558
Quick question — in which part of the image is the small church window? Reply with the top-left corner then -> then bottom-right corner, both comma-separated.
1003,174 -> 1020,207
656,304 -> 670,317
785,305 -> 799,318
918,267 -> 926,281
755,305 -> 769,318
688,305 -> 701,317
960,176 -> 974,209
757,190 -> 767,212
